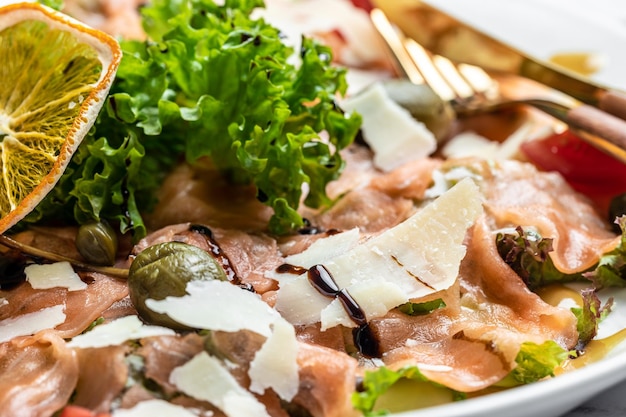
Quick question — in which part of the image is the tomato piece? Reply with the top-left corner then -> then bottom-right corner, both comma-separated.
520,130 -> 626,214
349,0 -> 374,12
59,406 -> 94,417
58,405 -> 111,417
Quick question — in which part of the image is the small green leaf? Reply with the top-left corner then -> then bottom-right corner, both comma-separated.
352,366 -> 464,416
571,288 -> 613,351
500,341 -> 569,387
584,216 -> 626,289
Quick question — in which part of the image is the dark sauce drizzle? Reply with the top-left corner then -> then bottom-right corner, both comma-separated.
279,262 -> 381,357
276,263 -> 307,275
297,218 -> 342,236
189,224 -> 244,288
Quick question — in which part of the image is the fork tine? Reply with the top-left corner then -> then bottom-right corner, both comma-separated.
371,8 -> 487,103
456,64 -> 499,98
369,8 -> 626,162
430,54 -> 476,100
370,8 -> 424,84
402,38 -> 456,101
407,38 -> 503,108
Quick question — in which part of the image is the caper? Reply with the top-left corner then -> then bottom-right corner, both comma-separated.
76,221 -> 118,266
382,79 -> 455,142
128,241 -> 228,330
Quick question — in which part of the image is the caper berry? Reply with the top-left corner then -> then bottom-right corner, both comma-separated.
128,241 -> 228,330
76,221 -> 118,266
382,79 -> 455,142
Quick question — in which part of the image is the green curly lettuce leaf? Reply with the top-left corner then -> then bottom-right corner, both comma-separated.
497,218 -> 626,290
495,226 -> 582,290
495,221 -> 623,348
352,366 -> 464,416
584,216 -> 626,289
497,340 -> 570,387
572,288 -> 613,351
22,0 -> 361,238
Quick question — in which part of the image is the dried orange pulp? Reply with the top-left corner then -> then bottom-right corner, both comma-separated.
0,2 -> 121,233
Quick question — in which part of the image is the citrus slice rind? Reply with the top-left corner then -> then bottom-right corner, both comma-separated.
0,2 -> 122,233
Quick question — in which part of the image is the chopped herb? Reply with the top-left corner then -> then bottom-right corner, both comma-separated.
81,317 -> 105,334
398,298 -> 446,316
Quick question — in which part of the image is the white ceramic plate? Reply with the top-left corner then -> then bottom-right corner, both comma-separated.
423,0 -> 626,91
387,286 -> 626,417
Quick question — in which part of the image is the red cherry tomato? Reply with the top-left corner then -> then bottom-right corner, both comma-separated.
520,129 -> 626,214
59,405 -> 111,417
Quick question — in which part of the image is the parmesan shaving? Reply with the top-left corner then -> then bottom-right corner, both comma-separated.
274,178 -> 483,329
145,280 -> 280,337
25,261 -> 87,291
340,82 -> 436,171
0,304 -> 66,343
170,352 -> 271,417
320,279 -> 407,330
281,227 -> 360,271
112,399 -> 199,417
248,317 -> 299,400
148,280 -> 301,402
324,178 -> 483,299
275,275 -> 331,325
67,315 -> 175,349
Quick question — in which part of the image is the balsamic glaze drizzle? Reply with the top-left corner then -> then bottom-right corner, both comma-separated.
279,262 -> 380,357
337,289 -> 367,326
276,263 -> 307,275
190,224 -> 240,285
352,323 -> 380,358
307,264 -> 340,297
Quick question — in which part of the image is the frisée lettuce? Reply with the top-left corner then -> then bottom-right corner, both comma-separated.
23,0 -> 361,238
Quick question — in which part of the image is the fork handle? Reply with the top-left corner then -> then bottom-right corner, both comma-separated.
599,90 -> 626,122
567,104 -> 626,152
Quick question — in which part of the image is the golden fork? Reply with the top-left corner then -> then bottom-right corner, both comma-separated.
370,8 -> 626,163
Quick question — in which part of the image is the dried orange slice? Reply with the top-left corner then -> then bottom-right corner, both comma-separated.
0,2 -> 121,233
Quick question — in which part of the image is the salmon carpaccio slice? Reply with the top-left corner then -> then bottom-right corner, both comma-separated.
0,331 -> 79,416
0,147 -> 620,416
